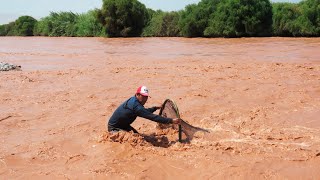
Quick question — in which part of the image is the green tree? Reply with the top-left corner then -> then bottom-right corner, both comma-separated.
297,0 -> 320,36
179,0 -> 219,37
75,9 -> 106,37
34,12 -> 78,37
13,16 -> 37,36
0,17 -> 37,36
272,0 -> 320,37
98,0 -> 148,37
272,2 -> 301,36
142,11 -> 180,37
142,10 -> 164,36
239,0 -> 273,36
0,25 -> 6,36
3,22 -> 16,36
204,0 -> 242,37
50,12 -> 78,36
205,0 -> 273,37
179,4 -> 202,37
33,16 -> 52,36
145,8 -> 156,26
162,11 -> 180,36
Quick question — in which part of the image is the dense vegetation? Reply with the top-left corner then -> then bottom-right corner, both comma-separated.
0,0 -> 319,37
0,16 -> 37,36
142,10 -> 181,37
32,10 -> 105,37
204,0 -> 273,37
97,0 -> 149,37
272,0 -> 320,36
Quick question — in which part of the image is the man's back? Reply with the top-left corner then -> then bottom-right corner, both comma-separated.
108,96 -> 141,130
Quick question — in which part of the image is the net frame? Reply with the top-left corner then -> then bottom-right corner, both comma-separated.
159,99 -> 180,118
159,99 -> 182,142
159,99 -> 209,142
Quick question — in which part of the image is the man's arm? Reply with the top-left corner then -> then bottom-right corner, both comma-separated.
136,107 -> 172,124
145,106 -> 162,113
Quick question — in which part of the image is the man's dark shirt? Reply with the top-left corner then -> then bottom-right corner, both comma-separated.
108,96 -> 172,131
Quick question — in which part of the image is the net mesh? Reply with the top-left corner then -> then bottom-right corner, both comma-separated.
159,99 -> 209,141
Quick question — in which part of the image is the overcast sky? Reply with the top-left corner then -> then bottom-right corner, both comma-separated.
0,0 -> 302,24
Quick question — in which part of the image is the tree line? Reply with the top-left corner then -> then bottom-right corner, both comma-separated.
1,0 -> 319,37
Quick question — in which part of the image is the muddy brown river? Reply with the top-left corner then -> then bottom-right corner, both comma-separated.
0,37 -> 319,179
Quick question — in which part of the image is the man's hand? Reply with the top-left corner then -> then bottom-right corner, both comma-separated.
154,106 -> 162,110
172,118 -> 181,124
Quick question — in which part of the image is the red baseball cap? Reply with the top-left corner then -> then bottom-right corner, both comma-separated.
136,85 -> 149,96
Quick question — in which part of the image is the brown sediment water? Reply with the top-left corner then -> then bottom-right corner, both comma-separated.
0,37 -> 319,179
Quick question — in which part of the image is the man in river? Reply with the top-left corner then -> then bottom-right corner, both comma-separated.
107,85 -> 181,133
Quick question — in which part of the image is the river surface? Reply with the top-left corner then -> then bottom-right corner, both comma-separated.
0,37 -> 319,70
0,37 -> 319,179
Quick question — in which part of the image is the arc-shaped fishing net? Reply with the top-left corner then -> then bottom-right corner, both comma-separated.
159,99 -> 209,141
